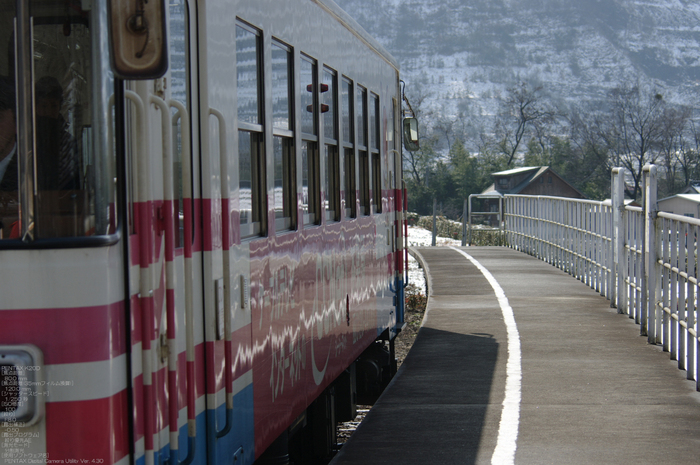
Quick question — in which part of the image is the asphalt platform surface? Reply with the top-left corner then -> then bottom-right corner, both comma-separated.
330,246 -> 700,465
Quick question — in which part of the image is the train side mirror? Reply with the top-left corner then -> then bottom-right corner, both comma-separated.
403,117 -> 419,152
108,0 -> 168,79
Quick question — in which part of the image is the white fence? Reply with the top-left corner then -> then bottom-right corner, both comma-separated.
504,165 -> 699,390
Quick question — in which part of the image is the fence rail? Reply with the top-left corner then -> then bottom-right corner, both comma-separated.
503,165 -> 699,390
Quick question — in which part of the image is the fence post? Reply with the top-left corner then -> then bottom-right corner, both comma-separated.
611,168 -> 625,312
462,198 -> 468,247
499,196 -> 504,246
432,198 -> 437,247
642,165 -> 658,339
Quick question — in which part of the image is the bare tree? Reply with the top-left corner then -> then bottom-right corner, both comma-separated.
401,88 -> 435,185
678,119 -> 700,188
434,116 -> 455,153
568,106 -> 611,175
658,105 -> 691,196
599,84 -> 666,199
494,82 -> 556,166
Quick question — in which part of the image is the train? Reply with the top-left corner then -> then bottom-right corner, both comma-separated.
0,0 -> 417,464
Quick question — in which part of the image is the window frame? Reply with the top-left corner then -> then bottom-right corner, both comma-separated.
0,0 -> 119,247
168,0 -> 195,248
300,54 -> 321,226
236,20 -> 266,239
370,92 -> 381,214
341,76 -> 356,219
357,85 -> 370,216
323,67 -> 340,223
271,39 -> 296,232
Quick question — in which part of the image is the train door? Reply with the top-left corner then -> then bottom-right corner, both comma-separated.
163,0 -> 208,462
120,0 -> 207,463
196,3 -> 255,463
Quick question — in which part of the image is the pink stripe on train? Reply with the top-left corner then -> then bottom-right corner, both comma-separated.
0,303 -> 127,365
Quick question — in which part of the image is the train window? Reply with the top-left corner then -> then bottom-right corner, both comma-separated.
357,86 -> 370,216
356,86 -> 367,149
272,41 -> 295,231
323,68 -> 339,222
344,147 -> 356,219
370,93 -> 379,150
322,68 -> 337,141
237,22 -> 265,237
389,98 -> 396,155
169,0 -> 193,248
391,97 -> 398,191
371,153 -> 382,213
237,23 -> 262,125
341,78 -> 355,218
238,130 -> 264,236
1,0 -> 115,241
370,93 -> 381,213
359,150 -> 369,216
300,55 -> 320,225
325,145 -> 340,222
272,41 -> 292,131
273,136 -> 294,230
301,141 -> 320,225
342,78 -> 353,145
300,56 -> 317,137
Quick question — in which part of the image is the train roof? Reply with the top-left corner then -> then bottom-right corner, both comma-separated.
315,0 -> 400,71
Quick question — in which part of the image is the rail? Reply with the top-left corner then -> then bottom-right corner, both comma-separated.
503,165 -> 699,390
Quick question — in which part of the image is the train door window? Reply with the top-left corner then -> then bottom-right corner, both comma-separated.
273,137 -> 294,230
392,97 -> 399,185
0,0 -> 18,240
389,97 -> 397,192
169,0 -> 194,247
323,67 -> 339,222
357,86 -> 369,216
300,55 -> 320,226
271,40 -> 295,231
237,22 -> 265,238
359,150 -> 369,216
341,77 -> 355,219
388,98 -> 396,157
370,93 -> 381,213
1,0 -> 115,241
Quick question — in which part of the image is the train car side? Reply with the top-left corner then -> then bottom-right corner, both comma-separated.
0,1 -> 405,464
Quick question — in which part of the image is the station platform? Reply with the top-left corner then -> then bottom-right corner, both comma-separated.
330,246 -> 700,465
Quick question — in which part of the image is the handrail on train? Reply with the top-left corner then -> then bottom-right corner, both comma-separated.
169,98 -> 197,465
209,107 -> 235,439
124,90 -> 197,464
124,89 -> 162,462
151,95 -> 198,464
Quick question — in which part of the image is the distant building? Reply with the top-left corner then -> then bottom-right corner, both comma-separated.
680,182 -> 700,195
658,193 -> 700,218
482,166 -> 585,198
474,166 -> 585,227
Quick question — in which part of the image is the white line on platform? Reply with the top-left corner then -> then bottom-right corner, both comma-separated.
450,247 -> 522,465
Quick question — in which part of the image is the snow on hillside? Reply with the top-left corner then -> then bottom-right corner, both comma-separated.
334,0 -> 700,151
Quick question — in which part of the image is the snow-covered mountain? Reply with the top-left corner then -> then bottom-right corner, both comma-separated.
334,0 -> 700,143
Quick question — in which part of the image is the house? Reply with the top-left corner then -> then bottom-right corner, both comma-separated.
485,166 -> 586,198
680,182 -> 700,194
658,193 -> 700,218
474,166 -> 585,227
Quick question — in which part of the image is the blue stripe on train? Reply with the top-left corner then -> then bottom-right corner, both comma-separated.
133,383 -> 255,465
206,382 -> 255,464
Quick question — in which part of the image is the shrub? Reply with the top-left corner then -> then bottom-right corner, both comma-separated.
410,214 -> 505,246
404,283 -> 427,317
